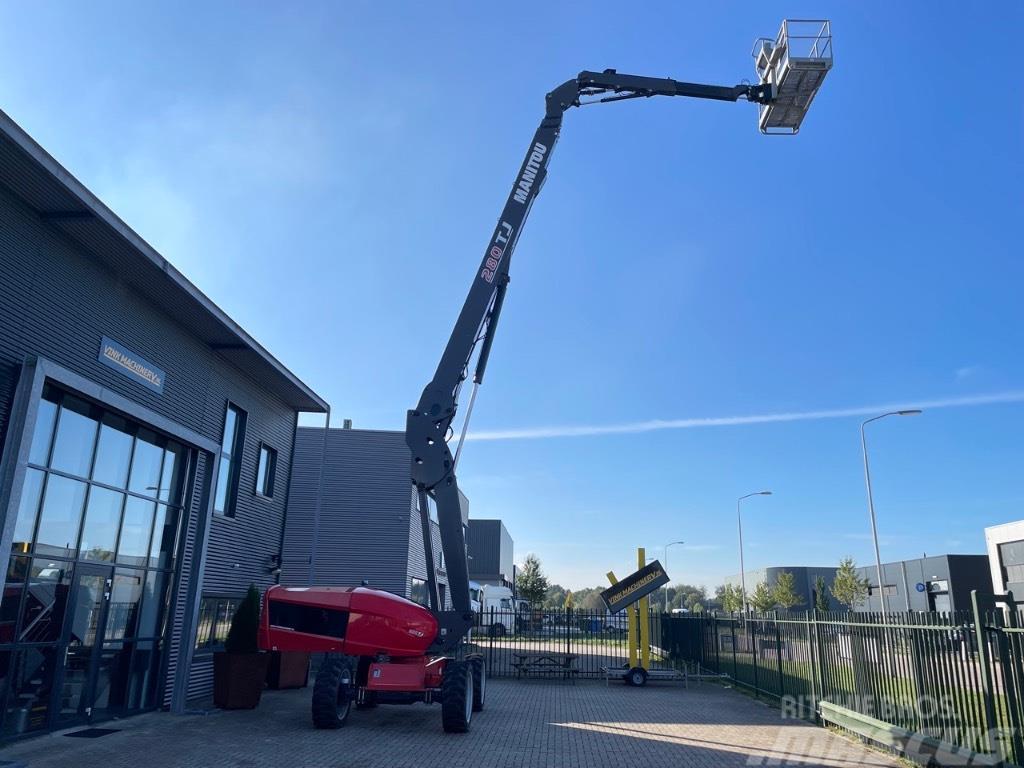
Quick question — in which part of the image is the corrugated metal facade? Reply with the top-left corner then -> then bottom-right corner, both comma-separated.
0,135 -> 322,711
282,427 -> 453,607
467,519 -> 514,586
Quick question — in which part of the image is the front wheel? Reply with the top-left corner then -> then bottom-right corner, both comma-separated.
488,623 -> 506,639
312,655 -> 353,729
441,660 -> 473,733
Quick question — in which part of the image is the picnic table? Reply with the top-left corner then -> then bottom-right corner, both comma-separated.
512,652 -> 578,680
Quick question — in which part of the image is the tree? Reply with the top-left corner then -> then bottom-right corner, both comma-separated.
750,581 -> 777,613
671,584 -> 708,612
831,557 -> 870,610
578,589 -> 606,612
543,583 -> 567,610
772,571 -> 805,611
715,583 -> 745,613
516,554 -> 549,606
813,575 -> 831,612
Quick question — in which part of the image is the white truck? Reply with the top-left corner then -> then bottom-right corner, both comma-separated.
470,582 -> 528,637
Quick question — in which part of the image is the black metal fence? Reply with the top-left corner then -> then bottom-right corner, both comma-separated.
662,600 -> 1024,766
465,608 -> 673,679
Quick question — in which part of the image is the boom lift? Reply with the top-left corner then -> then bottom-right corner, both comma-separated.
261,20 -> 832,733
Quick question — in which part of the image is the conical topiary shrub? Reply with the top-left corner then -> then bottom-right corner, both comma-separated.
225,584 -> 261,654
214,583 -> 268,709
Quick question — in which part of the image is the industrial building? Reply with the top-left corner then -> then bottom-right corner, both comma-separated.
0,109 -> 327,738
280,426 -> 467,609
723,566 -> 841,611
467,519 -> 515,589
726,555 -> 991,614
984,521 -> 1024,599
855,555 -> 990,613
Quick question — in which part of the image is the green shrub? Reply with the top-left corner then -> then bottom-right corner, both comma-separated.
225,584 -> 261,654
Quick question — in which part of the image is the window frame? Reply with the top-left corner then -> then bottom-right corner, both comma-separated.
193,594 -> 243,653
213,402 -> 247,517
409,577 -> 429,607
254,442 -> 277,500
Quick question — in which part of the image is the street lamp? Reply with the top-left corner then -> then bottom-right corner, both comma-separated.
737,491 -> 772,614
663,540 -> 685,613
861,410 -> 922,620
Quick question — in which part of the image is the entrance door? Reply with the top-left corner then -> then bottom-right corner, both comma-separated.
53,563 -> 113,727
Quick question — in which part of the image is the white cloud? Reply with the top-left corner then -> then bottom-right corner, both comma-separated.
459,390 -> 1024,442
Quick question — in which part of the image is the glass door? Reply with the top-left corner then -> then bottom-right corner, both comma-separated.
53,563 -> 113,727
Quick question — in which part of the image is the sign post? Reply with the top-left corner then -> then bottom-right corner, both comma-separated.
637,548 -> 650,671
606,570 -> 638,669
603,549 -> 670,682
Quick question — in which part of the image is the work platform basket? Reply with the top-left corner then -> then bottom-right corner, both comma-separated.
753,20 -> 833,134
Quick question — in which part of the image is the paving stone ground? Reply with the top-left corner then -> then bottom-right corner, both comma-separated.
0,679 -> 901,768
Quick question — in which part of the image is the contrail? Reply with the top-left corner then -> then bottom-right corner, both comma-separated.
460,391 -> 1024,442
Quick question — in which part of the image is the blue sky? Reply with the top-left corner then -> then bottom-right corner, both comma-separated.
3,3 -> 1022,591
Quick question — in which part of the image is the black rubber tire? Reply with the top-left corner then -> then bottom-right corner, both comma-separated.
488,623 -> 506,639
441,660 -> 473,733
625,666 -> 648,687
469,656 -> 486,712
312,655 -> 353,729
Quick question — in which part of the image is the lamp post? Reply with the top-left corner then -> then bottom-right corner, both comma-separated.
663,541 -> 685,612
737,491 -> 772,614
861,409 -> 922,620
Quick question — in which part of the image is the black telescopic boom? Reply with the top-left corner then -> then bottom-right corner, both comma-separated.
407,69 -> 773,649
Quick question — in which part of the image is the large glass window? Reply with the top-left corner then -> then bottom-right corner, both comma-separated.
92,414 -> 134,488
0,384 -> 190,735
136,571 -> 169,639
105,569 -> 144,641
17,385 -> 186,568
27,398 -> 57,467
34,476 -> 86,558
214,404 -> 246,517
128,429 -> 164,497
117,498 -> 155,567
79,487 -> 123,562
0,557 -> 28,644
18,558 -> 72,644
255,444 -> 277,498
410,578 -> 429,607
194,596 -> 240,652
10,470 -> 44,554
48,395 -> 98,478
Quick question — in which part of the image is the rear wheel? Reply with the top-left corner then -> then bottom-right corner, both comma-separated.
469,656 -> 486,712
312,655 -> 353,729
488,623 -> 506,638
441,660 -> 473,733
625,666 -> 648,687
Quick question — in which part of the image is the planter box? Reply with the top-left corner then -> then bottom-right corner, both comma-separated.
213,652 -> 269,709
267,651 -> 310,689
